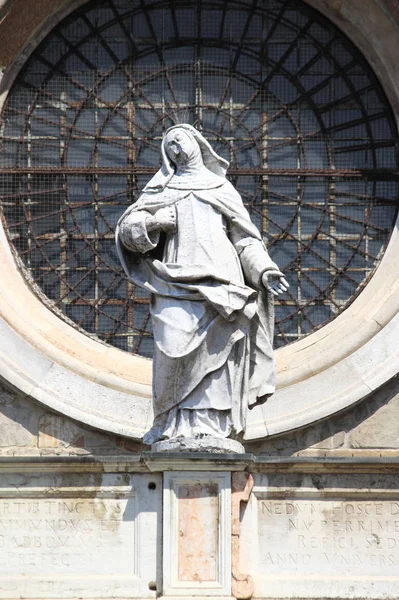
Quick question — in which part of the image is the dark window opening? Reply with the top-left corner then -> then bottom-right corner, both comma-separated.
0,0 -> 398,356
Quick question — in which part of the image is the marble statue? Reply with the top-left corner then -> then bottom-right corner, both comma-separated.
116,124 -> 288,448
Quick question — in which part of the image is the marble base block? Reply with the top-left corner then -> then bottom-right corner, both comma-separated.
152,436 -> 245,454
163,471 -> 231,597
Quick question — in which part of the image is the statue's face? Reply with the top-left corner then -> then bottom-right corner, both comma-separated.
164,129 -> 200,166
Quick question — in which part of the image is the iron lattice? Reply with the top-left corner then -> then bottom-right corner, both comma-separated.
0,0 -> 398,356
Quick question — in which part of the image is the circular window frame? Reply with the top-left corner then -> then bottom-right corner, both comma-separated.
0,0 -> 398,441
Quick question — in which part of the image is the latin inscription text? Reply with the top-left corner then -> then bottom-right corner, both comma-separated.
0,498 -> 134,574
259,499 -> 399,573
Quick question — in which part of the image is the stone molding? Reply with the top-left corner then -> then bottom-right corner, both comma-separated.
0,0 -> 398,439
231,472 -> 254,600
1,454 -> 399,474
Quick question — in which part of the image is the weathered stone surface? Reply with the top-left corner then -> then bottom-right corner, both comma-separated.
117,124 -> 284,447
239,473 -> 399,599
163,471 -> 231,597
0,457 -> 397,599
1,371 -> 399,460
0,471 -> 161,598
348,379 -> 399,449
178,482 -> 218,582
2,371 -> 399,459
39,413 -> 121,453
0,392 -> 37,449
0,0 -> 72,65
247,375 -> 399,456
152,437 -> 245,454
0,380 -> 147,457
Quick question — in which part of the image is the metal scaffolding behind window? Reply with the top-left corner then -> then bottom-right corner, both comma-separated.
0,0 -> 398,355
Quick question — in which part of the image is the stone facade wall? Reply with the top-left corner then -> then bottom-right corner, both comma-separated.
247,375 -> 399,456
0,379 -> 145,457
0,0 -> 69,67
0,0 -> 397,457
0,4 -> 397,598
0,373 -> 398,457
381,0 -> 399,24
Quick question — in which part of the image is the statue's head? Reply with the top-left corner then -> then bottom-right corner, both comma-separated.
142,124 -> 229,192
164,127 -> 202,167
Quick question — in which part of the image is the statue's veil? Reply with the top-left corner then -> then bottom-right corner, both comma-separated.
143,124 -> 229,192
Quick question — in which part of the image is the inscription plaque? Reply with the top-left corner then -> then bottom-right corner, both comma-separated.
0,473 -> 161,599
0,497 -> 134,573
254,497 -> 399,599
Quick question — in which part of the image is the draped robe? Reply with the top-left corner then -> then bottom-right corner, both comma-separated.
116,176 -> 279,444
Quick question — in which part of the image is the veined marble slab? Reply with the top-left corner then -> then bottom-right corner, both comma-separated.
163,471 -> 231,597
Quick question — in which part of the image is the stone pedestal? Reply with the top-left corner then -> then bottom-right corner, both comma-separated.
163,471 -> 232,597
152,437 -> 245,454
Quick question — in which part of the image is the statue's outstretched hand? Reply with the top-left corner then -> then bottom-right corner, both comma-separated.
153,206 -> 177,233
261,269 -> 289,296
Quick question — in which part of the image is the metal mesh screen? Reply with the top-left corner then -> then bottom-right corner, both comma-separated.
0,0 -> 398,355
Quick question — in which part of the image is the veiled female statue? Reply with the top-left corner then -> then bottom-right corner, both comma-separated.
116,124 -> 288,447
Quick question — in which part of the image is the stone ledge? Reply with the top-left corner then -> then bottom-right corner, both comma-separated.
142,451 -> 252,472
0,453 -> 398,474
250,455 -> 399,474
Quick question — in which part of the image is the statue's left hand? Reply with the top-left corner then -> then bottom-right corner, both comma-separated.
153,206 -> 177,233
261,269 -> 289,296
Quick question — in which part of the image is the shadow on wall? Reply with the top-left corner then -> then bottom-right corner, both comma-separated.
0,371 -> 399,457
246,374 -> 399,456
0,375 -> 145,455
